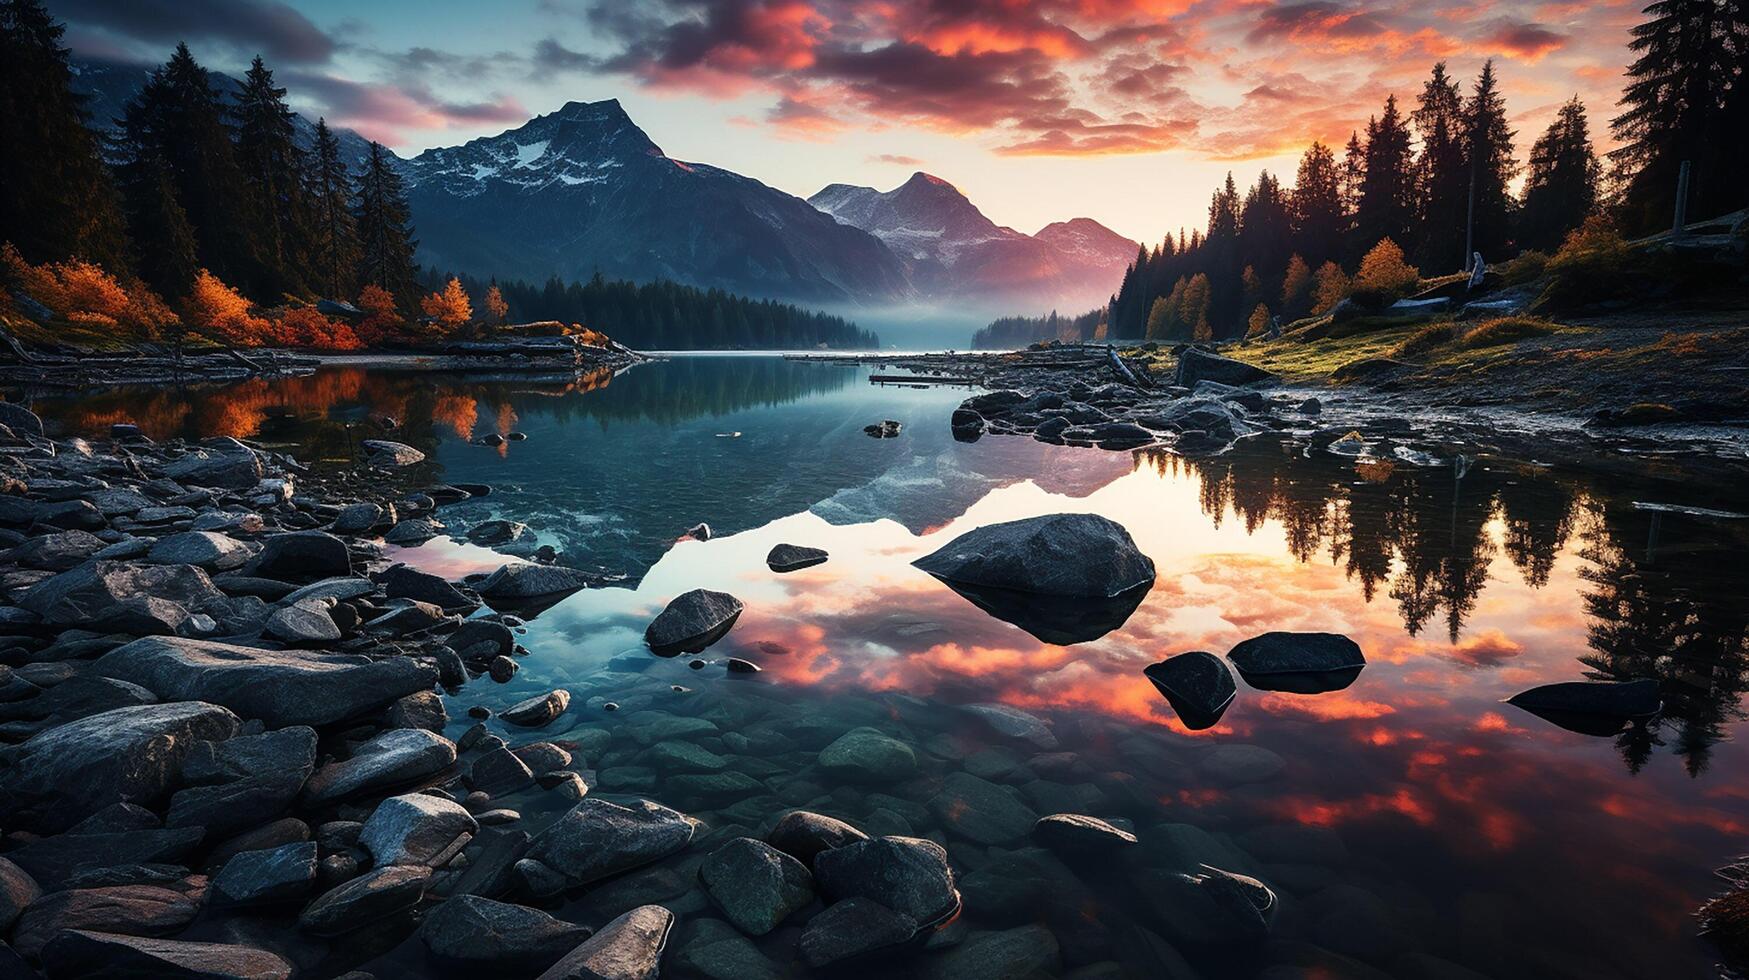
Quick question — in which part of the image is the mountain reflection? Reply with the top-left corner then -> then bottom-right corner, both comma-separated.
1135,442 -> 1749,776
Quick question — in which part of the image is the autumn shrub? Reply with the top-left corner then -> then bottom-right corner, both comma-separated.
1543,216 -> 1634,305
1457,316 -> 1556,348
1,244 -> 176,337
1311,261 -> 1350,314
276,307 -> 363,350
1245,304 -> 1273,339
420,277 -> 472,331
1496,250 -> 1550,285
185,269 -> 274,346
1352,238 -> 1420,302
1395,324 -> 1454,359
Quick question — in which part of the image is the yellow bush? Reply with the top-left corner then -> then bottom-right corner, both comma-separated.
1353,238 -> 1420,299
1312,261 -> 1349,314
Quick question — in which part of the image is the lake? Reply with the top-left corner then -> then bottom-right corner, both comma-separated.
27,353 -> 1749,979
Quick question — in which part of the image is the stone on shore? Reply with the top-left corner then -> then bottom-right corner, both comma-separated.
385,518 -> 444,545
644,589 -> 743,655
524,798 -> 695,893
146,531 -> 253,572
8,529 -> 107,571
912,513 -> 1154,598
11,884 -> 201,959
167,727 -> 317,838
163,450 -> 264,489
813,836 -> 960,928
766,543 -> 828,572
476,562 -> 598,600
1144,651 -> 1236,730
502,690 -> 571,727
332,501 -> 384,534
699,837 -> 814,936
265,599 -> 342,644
298,865 -> 431,936
41,930 -> 293,980
767,811 -> 869,864
799,896 -> 919,967
251,530 -> 351,580
536,905 -> 672,980
0,857 -> 41,933
360,793 -> 479,868
376,563 -> 474,610
2,701 -> 240,834
1174,348 -> 1276,387
362,440 -> 425,467
301,728 -> 457,807
96,636 -> 437,728
20,561 -> 221,627
419,894 -> 591,969
212,841 -> 318,908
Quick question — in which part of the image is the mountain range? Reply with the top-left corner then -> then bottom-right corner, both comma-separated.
67,63 -> 1136,314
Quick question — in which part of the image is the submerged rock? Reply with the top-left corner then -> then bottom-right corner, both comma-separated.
503,690 -> 571,727
298,865 -> 430,936
912,513 -> 1154,598
41,930 -> 293,980
767,810 -> 869,864
800,896 -> 919,967
766,543 -> 828,572
699,837 -> 815,936
929,772 -> 1040,845
1137,864 -> 1277,945
1226,631 -> 1366,693
523,798 -> 695,893
644,589 -> 743,655
419,894 -> 591,969
920,925 -> 1061,980
1033,813 -> 1138,852
1144,652 -> 1236,730
814,836 -> 961,929
819,727 -> 918,783
535,904 -> 672,980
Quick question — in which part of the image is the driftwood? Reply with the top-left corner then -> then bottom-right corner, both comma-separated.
1107,346 -> 1153,388
0,323 -> 39,364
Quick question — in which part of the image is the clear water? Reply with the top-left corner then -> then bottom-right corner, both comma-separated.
28,355 -> 1749,979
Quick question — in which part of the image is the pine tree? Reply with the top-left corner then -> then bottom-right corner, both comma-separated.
1463,60 -> 1518,261
353,142 -> 418,304
119,153 -> 198,299
1412,62 -> 1470,272
1356,97 -> 1415,260
1340,131 -> 1366,224
1611,0 -> 1741,231
307,119 -> 360,298
1239,170 -> 1293,290
1291,142 -> 1345,270
1520,98 -> 1601,252
0,0 -> 131,271
232,56 -> 310,293
1203,174 -> 1243,334
116,44 -> 264,293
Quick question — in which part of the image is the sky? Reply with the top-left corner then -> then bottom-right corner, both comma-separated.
52,0 -> 1646,243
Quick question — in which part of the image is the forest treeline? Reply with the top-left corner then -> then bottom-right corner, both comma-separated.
0,0 -> 875,351
977,0 -> 1748,348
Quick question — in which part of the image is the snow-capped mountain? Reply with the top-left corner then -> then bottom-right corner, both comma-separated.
809,173 -> 1137,311
402,100 -> 910,305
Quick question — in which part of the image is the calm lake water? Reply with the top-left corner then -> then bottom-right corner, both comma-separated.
28,354 -> 1749,979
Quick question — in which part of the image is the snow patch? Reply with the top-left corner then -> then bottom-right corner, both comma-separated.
514,141 -> 550,168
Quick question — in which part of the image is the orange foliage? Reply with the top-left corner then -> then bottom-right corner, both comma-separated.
1354,238 -> 1420,298
276,307 -> 363,351
485,284 -> 509,324
184,269 -> 275,346
420,277 -> 472,330
2,243 -> 178,337
431,393 -> 479,440
355,284 -> 402,347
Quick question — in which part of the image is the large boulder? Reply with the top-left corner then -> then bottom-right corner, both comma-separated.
476,562 -> 599,600
301,728 -> 457,807
251,531 -> 351,580
19,561 -> 221,627
767,811 -> 868,864
698,837 -> 814,936
167,727 -> 317,837
523,798 -> 694,894
912,513 -> 1154,598
2,701 -> 240,833
535,905 -> 672,980
12,885 -> 202,960
211,841 -> 318,908
359,793 -> 478,868
376,563 -> 474,610
644,589 -> 743,655
41,930 -> 293,980
145,531 -> 253,572
1226,632 -> 1365,694
1174,348 -> 1276,387
163,450 -> 263,489
7,529 -> 107,571
419,895 -> 591,970
298,865 -> 430,936
815,836 -> 961,929
1145,651 -> 1236,730
361,440 -> 425,467
95,636 -> 437,728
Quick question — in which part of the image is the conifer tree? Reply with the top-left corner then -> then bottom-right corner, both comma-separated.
119,153 -> 199,300
1291,142 -> 1345,270
353,142 -> 419,304
1356,96 -> 1415,260
1412,62 -> 1469,271
308,119 -> 360,298
232,56 -> 310,292
0,0 -> 131,270
1463,61 -> 1518,261
1239,171 -> 1293,289
1519,98 -> 1601,252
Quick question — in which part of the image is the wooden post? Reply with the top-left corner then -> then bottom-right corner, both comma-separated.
1672,159 -> 1691,237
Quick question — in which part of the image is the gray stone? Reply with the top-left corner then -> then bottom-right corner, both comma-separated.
920,925 -> 1062,980
331,502 -> 384,534
1174,348 -> 1276,387
699,837 -> 814,936
814,836 -> 960,928
800,896 -> 918,967
525,798 -> 695,893
265,598 -> 342,644
912,513 -> 1154,598
298,865 -> 431,936
6,829 -> 203,890
96,635 -> 437,728
376,563 -> 474,609
962,703 -> 1058,749
40,929 -> 293,980
535,904 -> 672,980
281,575 -> 378,605
20,561 -> 221,627
360,793 -> 479,867
468,519 -> 528,546
8,529 -> 106,571
766,543 -> 828,572
2,701 -> 239,833
470,745 -> 537,796
12,885 -> 201,959
818,727 -> 917,783
503,689 -> 571,727
419,894 -> 591,969
163,451 -> 263,490
476,562 -> 598,599
212,841 -> 318,907
449,619 -> 514,660
0,401 -> 44,437
301,728 -> 458,807
767,810 -> 869,863
146,531 -> 252,571
385,518 -> 443,545
1034,813 -> 1138,851
361,440 -> 425,466
251,530 -> 351,581
644,589 -> 743,655
929,773 -> 1039,845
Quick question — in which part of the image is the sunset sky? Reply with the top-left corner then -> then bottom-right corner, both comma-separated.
53,0 -> 1645,242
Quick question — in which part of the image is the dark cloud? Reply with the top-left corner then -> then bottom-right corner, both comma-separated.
1481,21 -> 1566,60
1247,2 -> 1390,46
282,70 -> 527,143
533,38 -> 603,76
55,0 -> 336,63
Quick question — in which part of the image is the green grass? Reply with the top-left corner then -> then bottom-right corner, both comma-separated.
1455,316 -> 1557,349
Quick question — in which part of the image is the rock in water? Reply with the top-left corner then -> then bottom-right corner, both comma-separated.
1033,814 -> 1138,852
799,896 -> 919,967
1145,652 -> 1236,730
536,905 -> 672,980
419,895 -> 591,969
911,513 -> 1154,597
1226,632 -> 1366,694
468,519 -> 529,546
767,811 -> 869,864
41,930 -> 293,980
920,925 -> 1062,980
813,836 -> 961,929
766,543 -> 828,572
502,690 -> 571,727
928,772 -> 1039,845
817,727 -> 917,783
476,562 -> 600,600
95,636 -> 438,728
2,702 -> 240,834
298,865 -> 430,936
523,798 -> 695,893
699,837 -> 815,936
1506,679 -> 1662,735
362,440 -> 426,467
644,589 -> 743,655
1174,348 -> 1276,387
